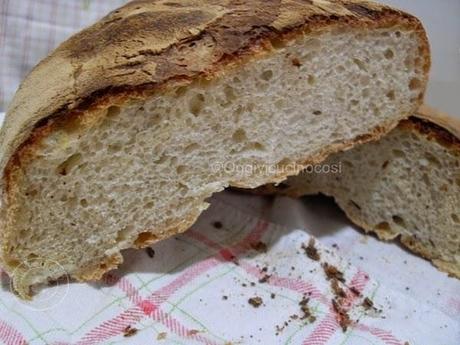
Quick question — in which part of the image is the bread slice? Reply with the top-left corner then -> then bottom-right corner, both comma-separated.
270,106 -> 460,278
0,0 -> 429,297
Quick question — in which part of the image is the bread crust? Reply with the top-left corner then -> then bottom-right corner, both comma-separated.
412,104 -> 460,145
0,0 -> 430,294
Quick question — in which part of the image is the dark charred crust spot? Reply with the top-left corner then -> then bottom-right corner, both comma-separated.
343,3 -> 378,18
67,10 -> 213,59
405,116 -> 460,150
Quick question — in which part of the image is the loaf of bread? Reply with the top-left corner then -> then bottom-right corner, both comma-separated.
0,0 -> 429,297
270,106 -> 460,278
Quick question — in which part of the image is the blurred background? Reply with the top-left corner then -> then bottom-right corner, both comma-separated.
1,0 -> 459,116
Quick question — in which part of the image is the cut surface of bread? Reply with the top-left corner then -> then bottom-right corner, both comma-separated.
273,106 -> 460,278
0,0 -> 429,297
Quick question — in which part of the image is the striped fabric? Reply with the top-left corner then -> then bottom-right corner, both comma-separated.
0,0 -> 125,111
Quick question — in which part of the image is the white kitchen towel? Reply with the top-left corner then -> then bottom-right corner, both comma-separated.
0,194 -> 459,345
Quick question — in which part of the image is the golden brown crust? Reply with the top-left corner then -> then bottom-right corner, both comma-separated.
410,105 -> 460,147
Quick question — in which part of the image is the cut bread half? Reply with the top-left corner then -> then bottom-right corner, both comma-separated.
0,0 -> 429,297
268,105 -> 460,278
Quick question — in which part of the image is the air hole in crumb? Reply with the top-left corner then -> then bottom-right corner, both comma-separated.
392,215 -> 406,227
307,75 -> 315,86
291,57 -> 302,67
5,258 -> 20,266
451,214 -> 460,224
386,90 -> 395,100
224,84 -> 237,102
246,102 -> 255,112
134,232 -> 159,247
26,189 -> 38,197
155,155 -> 167,164
420,173 -> 429,185
409,78 -> 421,90
106,106 -> 121,117
116,226 -> 133,242
189,93 -> 205,116
232,128 -> 247,143
275,99 -> 284,109
395,31 -> 401,37
261,70 -> 273,81
384,49 -> 394,59
176,165 -> 186,174
244,142 -> 265,152
184,143 -> 199,154
353,58 -> 367,71
80,199 -> 88,207
424,152 -> 441,166
27,253 -> 39,260
392,149 -> 405,158
57,153 -> 82,176
108,143 -> 122,153
175,86 -> 187,97
233,105 -> 244,118
270,37 -> 287,49
404,56 -> 413,69
360,75 -> 370,86
313,110 -> 322,115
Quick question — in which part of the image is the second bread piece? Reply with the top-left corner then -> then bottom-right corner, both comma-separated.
273,106 -> 460,277
0,0 -> 429,297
